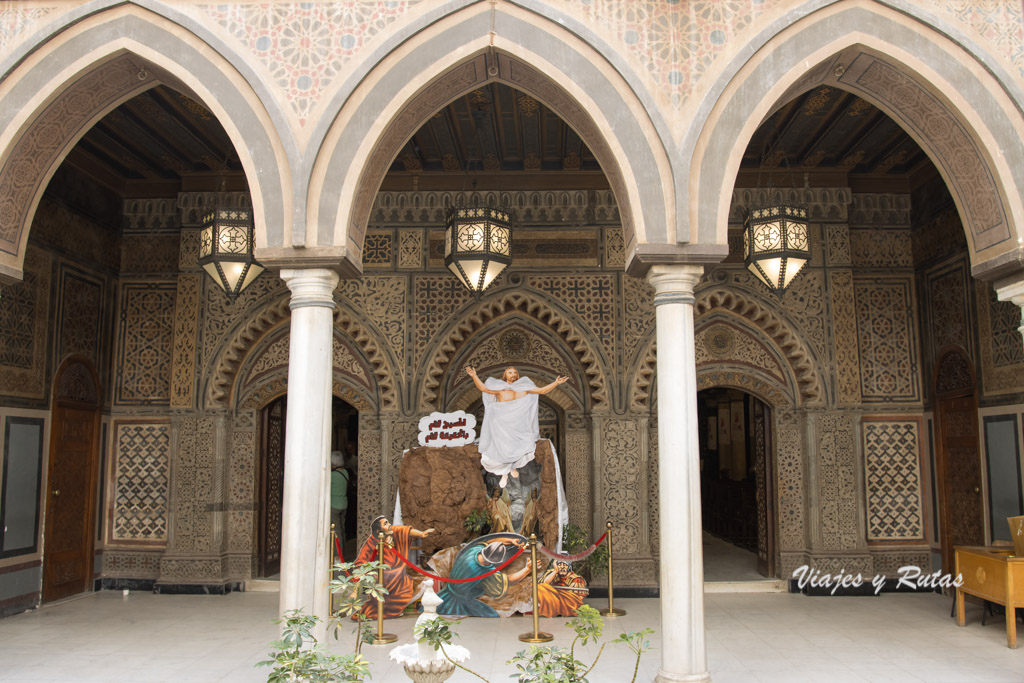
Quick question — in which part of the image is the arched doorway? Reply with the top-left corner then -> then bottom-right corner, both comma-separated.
933,346 -> 983,574
257,394 -> 359,578
42,356 -> 101,602
697,387 -> 775,580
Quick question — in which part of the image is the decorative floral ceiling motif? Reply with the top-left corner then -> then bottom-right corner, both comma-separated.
558,0 -> 786,110
0,5 -> 58,55
198,2 -> 420,126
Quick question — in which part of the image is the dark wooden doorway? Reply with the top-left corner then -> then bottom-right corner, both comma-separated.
698,388 -> 776,578
258,396 -> 286,577
258,395 -> 360,576
42,357 -> 101,602
934,346 -> 984,574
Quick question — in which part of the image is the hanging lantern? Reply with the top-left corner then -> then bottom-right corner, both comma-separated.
743,203 -> 809,295
444,204 -> 512,293
198,199 -> 264,301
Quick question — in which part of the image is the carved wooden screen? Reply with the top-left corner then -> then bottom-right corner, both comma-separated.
43,358 -> 101,602
259,396 -> 286,577
752,397 -> 775,577
933,347 -> 984,574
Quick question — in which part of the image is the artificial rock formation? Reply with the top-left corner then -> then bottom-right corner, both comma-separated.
398,440 -> 561,554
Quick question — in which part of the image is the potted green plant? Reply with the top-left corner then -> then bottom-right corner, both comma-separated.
561,524 -> 609,580
256,609 -> 371,683
416,603 -> 655,683
257,559 -> 387,682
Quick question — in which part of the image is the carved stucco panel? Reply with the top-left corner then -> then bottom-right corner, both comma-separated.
357,414 -> 383,541
977,280 -> 1024,396
817,413 -> 859,551
775,410 -> 805,552
829,270 -> 861,406
599,418 -> 641,556
171,274 -> 200,409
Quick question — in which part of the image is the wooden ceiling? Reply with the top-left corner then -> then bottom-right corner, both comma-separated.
59,82 -> 934,202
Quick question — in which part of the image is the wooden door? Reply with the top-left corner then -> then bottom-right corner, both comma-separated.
42,358 -> 101,602
258,396 -> 286,577
752,397 -> 776,577
934,347 -> 984,575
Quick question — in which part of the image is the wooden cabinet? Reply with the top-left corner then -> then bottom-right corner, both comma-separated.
954,546 -> 1024,648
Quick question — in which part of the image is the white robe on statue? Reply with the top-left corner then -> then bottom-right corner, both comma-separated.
479,376 -> 540,476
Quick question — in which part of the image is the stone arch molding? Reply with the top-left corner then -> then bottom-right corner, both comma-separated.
0,4 -> 290,283
233,323 -> 379,414
203,295 -> 398,412
690,2 -> 1024,278
628,287 -> 825,411
308,1 -> 673,272
442,318 -> 588,414
418,291 -> 610,414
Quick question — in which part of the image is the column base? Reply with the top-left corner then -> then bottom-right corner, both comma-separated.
655,669 -> 711,683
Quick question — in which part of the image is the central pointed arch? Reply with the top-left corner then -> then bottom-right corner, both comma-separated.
307,3 -> 672,274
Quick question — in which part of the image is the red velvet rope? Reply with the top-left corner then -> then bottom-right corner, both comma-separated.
537,532 -> 607,562
391,546 -> 525,583
334,536 -> 352,577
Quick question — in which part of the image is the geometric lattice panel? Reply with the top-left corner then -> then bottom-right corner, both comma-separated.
862,420 -> 924,542
854,277 -> 921,402
111,421 -> 171,544
115,282 -> 176,404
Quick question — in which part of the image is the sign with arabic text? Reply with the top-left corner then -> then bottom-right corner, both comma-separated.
417,411 -> 477,447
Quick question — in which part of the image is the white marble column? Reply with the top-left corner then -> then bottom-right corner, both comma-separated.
648,264 -> 710,683
279,268 -> 339,626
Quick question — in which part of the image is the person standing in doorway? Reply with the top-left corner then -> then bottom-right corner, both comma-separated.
330,450 -> 349,545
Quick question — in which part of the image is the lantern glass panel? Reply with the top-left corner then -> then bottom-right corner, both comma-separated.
199,227 -> 213,258
243,263 -> 264,290
490,225 -> 511,256
781,258 -> 806,288
457,223 -> 486,252
753,220 -> 783,252
218,225 -> 250,254
481,261 -> 507,290
786,221 -> 808,250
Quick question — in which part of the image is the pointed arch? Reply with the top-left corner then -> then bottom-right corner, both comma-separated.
234,323 -> 379,413
305,2 -> 672,274
628,286 -> 826,411
441,318 -> 587,413
417,291 -> 610,413
202,295 -> 398,412
689,2 -> 1024,279
0,5 -> 289,282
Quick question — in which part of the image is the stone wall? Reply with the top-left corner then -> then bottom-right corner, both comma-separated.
0,186 -> 1005,591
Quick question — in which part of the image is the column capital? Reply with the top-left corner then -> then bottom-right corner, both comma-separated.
280,268 -> 340,310
647,264 -> 704,305
996,276 -> 1024,308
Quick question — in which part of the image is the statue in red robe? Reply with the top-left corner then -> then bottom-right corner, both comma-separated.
355,515 -> 434,619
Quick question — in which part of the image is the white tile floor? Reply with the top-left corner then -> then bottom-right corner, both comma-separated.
0,589 -> 1022,682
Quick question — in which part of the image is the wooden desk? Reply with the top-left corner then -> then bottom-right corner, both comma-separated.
954,545 -> 1024,648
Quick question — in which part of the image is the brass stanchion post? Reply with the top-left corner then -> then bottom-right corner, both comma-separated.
599,521 -> 626,617
370,531 -> 398,645
329,523 -> 337,616
519,534 -> 553,643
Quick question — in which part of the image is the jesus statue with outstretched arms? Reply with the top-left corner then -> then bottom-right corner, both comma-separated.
466,366 -> 568,487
